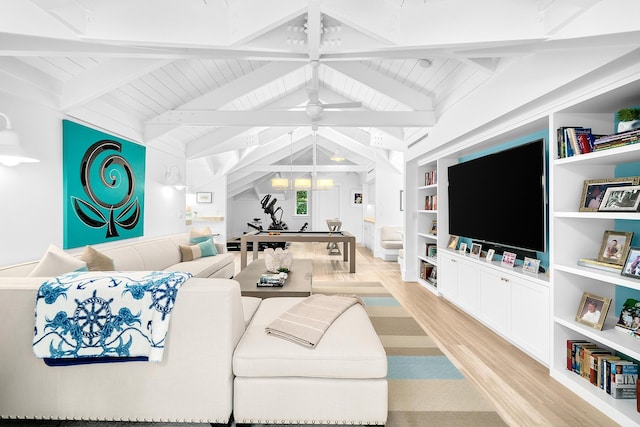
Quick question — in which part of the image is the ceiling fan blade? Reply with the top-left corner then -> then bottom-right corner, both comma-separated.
321,102 -> 362,109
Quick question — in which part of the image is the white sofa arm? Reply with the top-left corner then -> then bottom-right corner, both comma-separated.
0,277 -> 245,423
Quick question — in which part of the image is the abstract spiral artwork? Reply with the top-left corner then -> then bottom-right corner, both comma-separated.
63,120 -> 145,248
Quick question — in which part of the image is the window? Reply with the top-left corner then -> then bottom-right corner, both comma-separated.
296,190 -> 308,215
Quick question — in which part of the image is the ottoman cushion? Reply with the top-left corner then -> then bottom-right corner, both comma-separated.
233,297 -> 387,379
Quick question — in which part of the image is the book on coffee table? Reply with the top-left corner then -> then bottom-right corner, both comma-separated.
257,273 -> 287,287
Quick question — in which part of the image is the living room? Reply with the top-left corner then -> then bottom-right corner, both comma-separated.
2,1 -> 640,426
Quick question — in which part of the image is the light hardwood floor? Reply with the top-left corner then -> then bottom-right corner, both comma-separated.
233,242 -> 619,427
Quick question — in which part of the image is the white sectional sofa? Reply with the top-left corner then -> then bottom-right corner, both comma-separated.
0,234 -> 387,425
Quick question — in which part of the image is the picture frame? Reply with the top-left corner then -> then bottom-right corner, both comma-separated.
196,192 -> 212,203
426,243 -> 437,258
575,292 -> 611,330
459,242 -> 467,255
429,220 -> 437,235
598,185 -> 640,212
485,248 -> 495,262
501,251 -> 517,268
621,247 -> 640,279
470,243 -> 482,258
579,177 -> 640,212
522,257 -> 541,274
447,235 -> 459,250
351,190 -> 363,206
615,298 -> 640,336
597,230 -> 633,266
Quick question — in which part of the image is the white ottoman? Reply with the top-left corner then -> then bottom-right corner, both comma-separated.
232,297 -> 388,425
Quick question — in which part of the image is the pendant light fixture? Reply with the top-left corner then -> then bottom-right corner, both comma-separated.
0,112 -> 39,167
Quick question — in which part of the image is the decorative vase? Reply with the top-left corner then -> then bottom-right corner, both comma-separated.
264,247 -> 293,273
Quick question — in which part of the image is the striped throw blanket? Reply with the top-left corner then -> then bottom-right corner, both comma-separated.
265,294 -> 364,348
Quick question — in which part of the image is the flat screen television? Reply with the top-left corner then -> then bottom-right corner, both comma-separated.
447,138 -> 546,255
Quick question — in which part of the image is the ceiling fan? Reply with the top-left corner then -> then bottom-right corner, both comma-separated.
303,60 -> 362,121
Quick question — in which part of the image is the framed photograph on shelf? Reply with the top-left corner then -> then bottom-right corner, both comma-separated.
501,251 -> 517,268
447,235 -> 459,250
615,298 -> 640,336
575,292 -> 611,330
459,242 -> 467,255
485,248 -> 495,262
598,185 -> 640,212
522,257 -> 541,274
579,177 -> 640,212
597,230 -> 633,265
196,192 -> 212,203
621,247 -> 640,279
429,220 -> 437,235
470,243 -> 482,258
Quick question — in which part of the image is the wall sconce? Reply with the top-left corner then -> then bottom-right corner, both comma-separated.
164,165 -> 186,190
0,112 -> 39,167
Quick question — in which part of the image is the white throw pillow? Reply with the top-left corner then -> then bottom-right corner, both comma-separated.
29,245 -> 87,277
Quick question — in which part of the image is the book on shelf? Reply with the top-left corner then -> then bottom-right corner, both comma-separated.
557,126 -> 595,158
582,347 -> 610,380
609,361 -> 638,399
593,128 -> 640,152
577,258 -> 622,273
419,260 -> 434,282
594,354 -> 619,388
567,339 -> 591,371
424,170 -> 437,186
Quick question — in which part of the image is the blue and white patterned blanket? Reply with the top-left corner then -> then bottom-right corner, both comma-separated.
33,270 -> 191,364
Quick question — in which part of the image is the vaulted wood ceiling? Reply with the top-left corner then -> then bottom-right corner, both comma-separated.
0,0 -> 615,197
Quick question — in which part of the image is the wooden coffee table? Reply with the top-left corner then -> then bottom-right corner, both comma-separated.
234,259 -> 313,298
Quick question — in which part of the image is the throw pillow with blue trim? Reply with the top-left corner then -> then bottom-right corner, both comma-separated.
180,239 -> 217,261
189,226 -> 213,244
29,244 -> 87,277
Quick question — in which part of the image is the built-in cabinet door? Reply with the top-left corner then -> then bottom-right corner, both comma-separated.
510,275 -> 550,364
456,259 -> 478,316
478,267 -> 510,336
438,252 -> 458,301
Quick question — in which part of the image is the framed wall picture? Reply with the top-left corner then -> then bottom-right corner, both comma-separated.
196,192 -> 213,203
575,292 -> 611,330
598,185 -> 640,212
351,190 -> 363,207
470,243 -> 482,258
597,230 -> 633,265
447,235 -> 459,250
621,247 -> 640,279
501,251 -> 517,268
579,177 -> 640,212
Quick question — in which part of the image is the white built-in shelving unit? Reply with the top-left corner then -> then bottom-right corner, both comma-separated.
409,65 -> 640,426
416,162 -> 438,294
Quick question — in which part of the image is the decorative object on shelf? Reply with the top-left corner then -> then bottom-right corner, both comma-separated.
196,192 -> 213,203
485,248 -> 495,262
522,257 -> 541,274
621,247 -> 640,279
614,298 -> 640,337
598,185 -> 640,212
576,258 -> 621,273
579,177 -> 640,212
426,243 -> 437,258
501,251 -> 517,268
596,230 -> 633,266
616,107 -> 640,133
458,242 -> 467,255
428,265 -> 437,285
429,219 -> 437,235
470,243 -> 482,258
575,292 -> 611,331
447,235 -> 459,249
264,247 -> 293,273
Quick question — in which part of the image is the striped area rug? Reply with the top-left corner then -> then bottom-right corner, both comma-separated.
313,281 -> 507,427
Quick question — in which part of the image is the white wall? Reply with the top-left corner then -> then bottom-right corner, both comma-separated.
372,154 -> 403,259
186,174 -> 227,244
0,94 -> 187,265
227,172 -> 364,242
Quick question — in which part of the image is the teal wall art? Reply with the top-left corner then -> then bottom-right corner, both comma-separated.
63,120 -> 145,249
